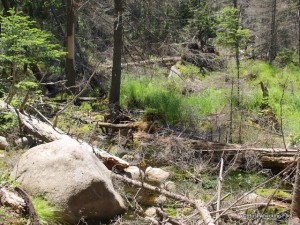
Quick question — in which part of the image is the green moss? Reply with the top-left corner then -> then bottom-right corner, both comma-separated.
177,64 -> 204,79
165,207 -> 177,217
255,189 -> 292,200
79,102 -> 92,111
225,171 -> 269,190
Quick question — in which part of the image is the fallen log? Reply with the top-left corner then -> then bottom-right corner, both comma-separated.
112,173 -> 215,225
95,121 -> 142,129
133,133 -> 298,170
0,100 -> 129,170
101,56 -> 181,69
0,187 -> 25,212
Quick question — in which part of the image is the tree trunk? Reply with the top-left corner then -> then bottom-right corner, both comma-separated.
268,0 -> 277,65
109,0 -> 123,106
1,0 -> 10,15
66,0 -> 76,88
298,0 -> 300,65
289,158 -> 300,224
232,0 -> 237,8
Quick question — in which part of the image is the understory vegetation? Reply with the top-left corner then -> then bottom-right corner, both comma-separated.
1,0 -> 300,224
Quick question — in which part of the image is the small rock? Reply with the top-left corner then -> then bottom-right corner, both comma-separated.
161,181 -> 176,191
145,167 -> 170,183
124,166 -> 144,180
14,136 -> 34,148
144,207 -> 157,217
168,65 -> 182,79
155,195 -> 167,204
243,193 -> 267,204
122,154 -> 135,162
0,136 -> 9,150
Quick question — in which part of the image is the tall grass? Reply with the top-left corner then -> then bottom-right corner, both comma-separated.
33,197 -> 61,225
240,60 -> 300,136
121,74 -> 228,126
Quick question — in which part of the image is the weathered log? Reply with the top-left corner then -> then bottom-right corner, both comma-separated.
111,173 -> 215,225
95,121 -> 143,129
0,187 -> 25,212
0,100 -> 129,170
101,56 -> 181,69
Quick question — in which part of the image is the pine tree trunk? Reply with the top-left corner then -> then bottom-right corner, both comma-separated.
268,0 -> 277,65
66,0 -> 76,88
298,0 -> 300,65
109,0 -> 123,106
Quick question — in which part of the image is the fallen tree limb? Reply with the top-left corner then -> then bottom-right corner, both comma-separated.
111,173 -> 215,225
14,187 -> 41,225
214,160 -> 296,223
95,121 -> 143,129
101,56 -> 181,69
0,100 -> 129,170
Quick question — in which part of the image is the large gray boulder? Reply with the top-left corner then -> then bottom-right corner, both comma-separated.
11,138 -> 125,224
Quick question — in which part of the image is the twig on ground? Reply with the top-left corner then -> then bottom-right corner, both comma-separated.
111,173 -> 215,225
14,187 -> 41,225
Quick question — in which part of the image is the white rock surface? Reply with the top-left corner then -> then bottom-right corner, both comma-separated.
0,136 -> 9,150
144,207 -> 157,217
145,167 -> 170,183
11,138 -> 125,224
124,166 -> 144,180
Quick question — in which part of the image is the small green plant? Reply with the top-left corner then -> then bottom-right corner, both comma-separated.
0,112 -> 17,134
32,197 -> 61,225
177,64 -> 204,79
290,133 -> 300,145
79,102 -> 92,111
276,48 -> 295,66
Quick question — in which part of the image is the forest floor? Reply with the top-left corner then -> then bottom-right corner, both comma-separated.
0,59 -> 299,224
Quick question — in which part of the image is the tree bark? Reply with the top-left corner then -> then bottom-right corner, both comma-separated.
298,0 -> 300,65
289,158 -> 300,224
1,0 -> 10,15
268,0 -> 277,65
109,0 -> 123,106
66,0 -> 76,88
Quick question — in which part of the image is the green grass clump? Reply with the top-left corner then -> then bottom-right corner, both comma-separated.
121,74 -> 228,126
32,197 -> 61,225
177,64 -> 205,79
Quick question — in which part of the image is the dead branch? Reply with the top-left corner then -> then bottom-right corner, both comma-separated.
95,121 -> 143,129
14,187 -> 41,225
0,100 -> 129,170
145,216 -> 161,225
101,56 -> 181,69
111,173 -> 215,225
214,160 -> 297,223
53,63 -> 100,128
216,158 -> 224,225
